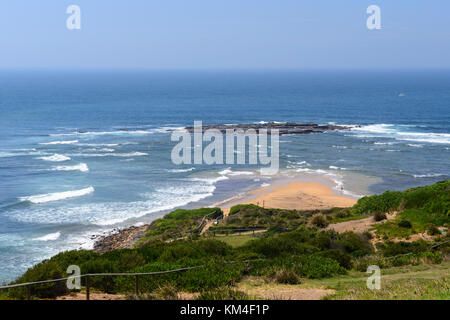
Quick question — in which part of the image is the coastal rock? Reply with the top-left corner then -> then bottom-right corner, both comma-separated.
93,225 -> 149,254
183,122 -> 353,135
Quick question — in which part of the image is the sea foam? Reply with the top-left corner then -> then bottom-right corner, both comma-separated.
351,124 -> 450,145
20,187 -> 94,204
33,232 -> 61,241
40,140 -> 78,145
52,163 -> 89,172
38,154 -> 71,162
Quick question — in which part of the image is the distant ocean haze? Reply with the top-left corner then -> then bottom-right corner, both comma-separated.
0,70 -> 449,282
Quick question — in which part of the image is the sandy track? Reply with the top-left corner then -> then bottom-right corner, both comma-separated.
326,217 -> 375,233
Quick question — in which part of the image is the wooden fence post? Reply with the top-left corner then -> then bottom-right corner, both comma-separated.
86,275 -> 90,301
135,275 -> 139,296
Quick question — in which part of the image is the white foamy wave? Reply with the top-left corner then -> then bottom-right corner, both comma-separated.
33,232 -> 61,241
52,163 -> 89,172
218,168 -> 233,175
50,130 -> 153,137
412,173 -> 444,178
217,168 -> 255,177
228,171 -> 254,176
20,187 -> 94,204
84,148 -> 115,152
329,166 -> 347,170
77,143 -> 119,147
0,150 -> 45,158
291,167 -> 363,198
374,142 -> 396,145
67,152 -> 148,157
192,175 -> 229,184
39,140 -> 78,145
151,126 -> 186,134
350,124 -> 450,145
168,167 -> 196,173
11,180 -> 215,225
261,183 -> 270,187
407,144 -> 424,148
0,152 -> 17,158
37,154 -> 71,162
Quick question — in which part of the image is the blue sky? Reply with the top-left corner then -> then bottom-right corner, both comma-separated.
0,0 -> 449,69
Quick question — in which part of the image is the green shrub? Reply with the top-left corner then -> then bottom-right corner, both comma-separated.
274,269 -> 301,284
137,208 -> 223,245
333,232 -> 373,257
352,191 -> 403,215
398,220 -> 412,228
8,250 -> 99,299
249,255 -> 346,279
129,284 -> 180,300
381,240 -> 429,257
374,212 -> 387,221
8,261 -> 68,299
318,249 -> 352,269
197,287 -> 249,300
427,224 -> 441,236
311,214 -> 329,228
178,259 -> 244,291
352,255 -> 392,272
241,235 -> 316,258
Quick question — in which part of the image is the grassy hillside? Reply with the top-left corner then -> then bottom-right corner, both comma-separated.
135,207 -> 223,246
2,180 -> 449,300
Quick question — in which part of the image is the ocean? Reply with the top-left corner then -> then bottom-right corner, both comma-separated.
0,70 -> 449,282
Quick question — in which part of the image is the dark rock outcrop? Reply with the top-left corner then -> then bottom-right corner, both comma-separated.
93,225 -> 149,254
183,122 -> 353,135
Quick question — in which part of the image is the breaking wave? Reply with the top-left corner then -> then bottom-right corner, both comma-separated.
33,232 -> 61,241
19,187 -> 94,204
39,140 -> 78,145
52,163 -> 89,172
37,154 -> 71,162
350,124 -> 450,145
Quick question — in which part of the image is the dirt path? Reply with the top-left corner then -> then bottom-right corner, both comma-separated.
200,220 -> 215,235
326,217 -> 375,233
57,292 -> 126,300
237,278 -> 334,300
327,212 -> 398,234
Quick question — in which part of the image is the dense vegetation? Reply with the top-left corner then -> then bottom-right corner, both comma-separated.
357,180 -> 450,239
209,204 -> 352,233
135,207 -> 223,246
2,180 -> 449,300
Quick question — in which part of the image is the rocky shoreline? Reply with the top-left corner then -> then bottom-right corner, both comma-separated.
183,122 -> 353,135
93,225 -> 149,254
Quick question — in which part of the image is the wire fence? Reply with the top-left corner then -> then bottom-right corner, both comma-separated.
1,237 -> 448,300
0,259 -> 264,300
0,265 -> 204,300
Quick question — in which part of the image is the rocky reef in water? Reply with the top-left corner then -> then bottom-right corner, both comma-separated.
183,122 -> 354,135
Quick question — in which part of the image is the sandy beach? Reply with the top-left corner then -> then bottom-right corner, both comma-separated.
221,181 -> 358,215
